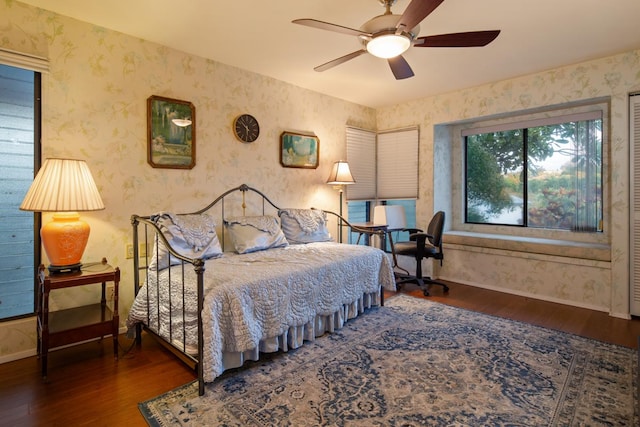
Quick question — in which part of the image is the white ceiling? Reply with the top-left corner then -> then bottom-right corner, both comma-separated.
18,0 -> 640,108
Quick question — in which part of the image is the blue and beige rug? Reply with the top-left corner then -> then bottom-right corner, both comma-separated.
140,295 -> 637,426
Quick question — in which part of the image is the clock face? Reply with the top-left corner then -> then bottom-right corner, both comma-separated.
233,114 -> 260,143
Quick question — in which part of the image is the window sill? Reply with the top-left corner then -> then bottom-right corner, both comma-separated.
443,231 -> 610,262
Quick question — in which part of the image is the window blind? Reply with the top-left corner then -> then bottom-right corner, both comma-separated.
346,127 -> 376,200
630,93 -> 640,315
0,64 -> 38,319
377,127 -> 419,200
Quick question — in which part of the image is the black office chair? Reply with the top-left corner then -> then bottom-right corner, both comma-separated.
393,211 -> 450,296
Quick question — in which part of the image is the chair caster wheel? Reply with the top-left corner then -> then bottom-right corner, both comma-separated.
423,289 -> 430,297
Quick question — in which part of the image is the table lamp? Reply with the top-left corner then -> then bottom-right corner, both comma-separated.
373,205 -> 407,230
20,158 -> 104,273
326,160 -> 355,242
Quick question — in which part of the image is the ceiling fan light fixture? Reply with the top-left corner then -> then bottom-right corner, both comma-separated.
293,0 -> 501,78
366,33 -> 411,58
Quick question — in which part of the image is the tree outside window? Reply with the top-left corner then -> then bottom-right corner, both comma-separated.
465,114 -> 602,232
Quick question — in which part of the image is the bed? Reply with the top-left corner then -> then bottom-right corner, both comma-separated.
127,184 -> 396,395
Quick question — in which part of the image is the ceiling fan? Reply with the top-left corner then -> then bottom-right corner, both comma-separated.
292,0 -> 500,80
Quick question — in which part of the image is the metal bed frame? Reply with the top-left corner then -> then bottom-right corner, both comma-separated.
130,183 -> 386,395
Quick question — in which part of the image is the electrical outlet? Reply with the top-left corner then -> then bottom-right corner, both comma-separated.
125,243 -> 134,259
106,284 -> 115,302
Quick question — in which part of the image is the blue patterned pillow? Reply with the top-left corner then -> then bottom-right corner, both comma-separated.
224,215 -> 289,254
278,209 -> 333,244
148,212 -> 222,271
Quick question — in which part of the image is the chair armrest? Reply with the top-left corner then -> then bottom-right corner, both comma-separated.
403,228 -> 423,241
409,232 -> 430,246
403,228 -> 423,234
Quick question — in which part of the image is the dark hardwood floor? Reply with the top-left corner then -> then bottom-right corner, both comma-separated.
1,282 -> 639,426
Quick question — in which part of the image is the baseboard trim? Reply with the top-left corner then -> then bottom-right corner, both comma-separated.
439,275 -> 618,316
0,326 -> 129,365
0,348 -> 37,364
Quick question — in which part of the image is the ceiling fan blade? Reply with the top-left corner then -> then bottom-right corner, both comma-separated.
314,50 -> 367,72
414,30 -> 501,47
388,55 -> 414,80
292,19 -> 370,37
397,0 -> 444,32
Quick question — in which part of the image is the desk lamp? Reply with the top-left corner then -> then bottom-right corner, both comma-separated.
373,205 -> 407,230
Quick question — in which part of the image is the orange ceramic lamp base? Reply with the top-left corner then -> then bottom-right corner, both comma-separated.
41,212 -> 90,273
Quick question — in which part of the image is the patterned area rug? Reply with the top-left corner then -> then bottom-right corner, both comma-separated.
139,295 -> 637,426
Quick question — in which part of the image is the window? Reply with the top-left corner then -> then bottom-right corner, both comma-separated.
346,200 -> 416,249
376,129 -> 419,200
0,62 -> 41,320
346,200 -> 371,243
345,127 -> 376,201
463,111 -> 603,232
345,127 -> 419,245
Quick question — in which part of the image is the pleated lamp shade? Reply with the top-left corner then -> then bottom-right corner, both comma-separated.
20,158 -> 104,272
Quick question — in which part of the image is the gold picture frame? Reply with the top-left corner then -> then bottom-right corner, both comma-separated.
280,131 -> 319,169
147,95 -> 195,169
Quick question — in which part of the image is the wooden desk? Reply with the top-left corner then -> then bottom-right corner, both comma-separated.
37,258 -> 120,379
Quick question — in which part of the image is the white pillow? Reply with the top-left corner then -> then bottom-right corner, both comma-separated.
278,208 -> 333,244
225,215 -> 288,254
148,212 -> 223,271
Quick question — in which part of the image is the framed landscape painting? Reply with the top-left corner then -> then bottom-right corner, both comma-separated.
147,95 -> 196,169
280,131 -> 319,169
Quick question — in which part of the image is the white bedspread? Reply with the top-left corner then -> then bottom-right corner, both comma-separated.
127,242 -> 395,381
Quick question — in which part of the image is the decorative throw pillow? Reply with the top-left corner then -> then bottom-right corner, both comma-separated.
148,212 -> 223,271
224,215 -> 289,254
278,208 -> 333,244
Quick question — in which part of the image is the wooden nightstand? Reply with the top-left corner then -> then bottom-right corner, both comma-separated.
37,258 -> 120,379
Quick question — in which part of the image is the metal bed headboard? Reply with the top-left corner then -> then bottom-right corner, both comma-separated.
129,183 -> 384,396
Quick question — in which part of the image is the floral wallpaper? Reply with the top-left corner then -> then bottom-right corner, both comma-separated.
377,49 -> 640,320
1,0 -> 639,362
0,1 -> 376,360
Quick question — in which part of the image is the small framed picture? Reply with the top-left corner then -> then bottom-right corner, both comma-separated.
147,95 -> 196,169
280,131 -> 319,169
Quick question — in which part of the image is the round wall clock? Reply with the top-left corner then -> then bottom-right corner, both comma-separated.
233,114 -> 260,143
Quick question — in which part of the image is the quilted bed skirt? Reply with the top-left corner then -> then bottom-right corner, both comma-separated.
219,290 -> 381,372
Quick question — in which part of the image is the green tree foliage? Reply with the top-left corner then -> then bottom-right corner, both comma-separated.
466,121 -> 601,228
466,137 -> 513,221
529,186 -> 577,229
